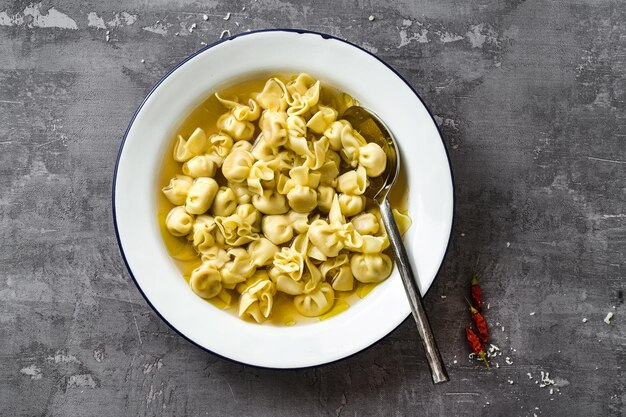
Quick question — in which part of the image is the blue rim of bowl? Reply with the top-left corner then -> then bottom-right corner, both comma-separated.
112,28 -> 456,370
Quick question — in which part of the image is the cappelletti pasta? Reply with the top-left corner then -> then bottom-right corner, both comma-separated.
159,74 -> 412,324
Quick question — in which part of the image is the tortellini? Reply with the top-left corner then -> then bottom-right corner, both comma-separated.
162,175 -> 193,205
221,148 -> 254,183
159,73 -> 411,325
262,214 -> 294,245
294,282 -> 334,317
185,177 -> 219,215
216,113 -> 255,141
215,93 -> 261,122
248,238 -> 279,267
307,105 -> 338,134
337,165 -> 368,195
211,186 -> 237,216
190,262 -> 222,299
183,155 -> 217,178
286,73 -> 320,116
252,189 -> 289,215
165,206 -> 194,237
247,160 -> 276,196
260,110 -> 288,147
191,215 -> 218,253
173,128 -> 207,162
238,277 -> 276,322
279,166 -> 320,213
255,77 -> 288,111
351,253 -> 393,283
351,212 -> 379,235
221,248 -> 256,288
320,254 -> 354,292
206,133 -> 233,166
215,204 -> 261,246
359,142 -> 387,177
338,193 -> 366,217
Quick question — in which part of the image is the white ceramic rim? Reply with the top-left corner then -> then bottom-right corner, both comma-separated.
113,29 -> 454,369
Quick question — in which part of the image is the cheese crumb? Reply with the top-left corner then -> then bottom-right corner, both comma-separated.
582,318 -> 588,323
507,379 -> 514,385
604,311 -> 614,324
202,14 -> 209,21
527,373 -> 533,379
453,359 -> 457,364
235,21 -> 240,26
220,29 -> 231,39
530,312 -> 536,316
440,295 -> 447,299
224,12 -> 231,20
140,59 -> 145,63
539,371 -> 555,388
506,241 -> 511,247
505,357 -> 513,365
189,23 -> 197,32
368,15 -> 375,21
242,6 -> 246,11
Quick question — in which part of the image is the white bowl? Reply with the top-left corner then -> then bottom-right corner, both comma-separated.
113,29 -> 453,369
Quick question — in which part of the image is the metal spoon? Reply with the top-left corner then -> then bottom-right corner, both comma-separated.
343,106 -> 449,384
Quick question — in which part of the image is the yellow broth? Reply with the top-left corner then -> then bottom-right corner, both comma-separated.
157,74 -> 409,325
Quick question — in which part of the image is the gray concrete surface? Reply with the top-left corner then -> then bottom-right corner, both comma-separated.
1,0 -> 625,416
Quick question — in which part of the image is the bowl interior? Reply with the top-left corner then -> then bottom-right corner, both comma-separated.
114,30 -> 453,368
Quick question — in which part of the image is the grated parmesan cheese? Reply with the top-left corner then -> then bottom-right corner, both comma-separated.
604,311 -> 614,324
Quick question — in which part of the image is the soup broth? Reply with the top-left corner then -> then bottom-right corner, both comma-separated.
157,73 -> 410,325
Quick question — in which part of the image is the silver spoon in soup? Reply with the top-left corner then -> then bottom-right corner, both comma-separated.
343,106 -> 449,384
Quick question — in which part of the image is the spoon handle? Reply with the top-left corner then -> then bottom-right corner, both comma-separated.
379,198 -> 449,384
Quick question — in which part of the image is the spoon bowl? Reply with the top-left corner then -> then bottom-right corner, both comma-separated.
343,107 -> 399,202
343,106 -> 450,384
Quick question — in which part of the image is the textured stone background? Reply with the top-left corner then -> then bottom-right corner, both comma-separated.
1,0 -> 625,416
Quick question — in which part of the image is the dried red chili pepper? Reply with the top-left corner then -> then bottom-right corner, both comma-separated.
470,274 -> 483,311
466,327 -> 489,368
466,297 -> 489,343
